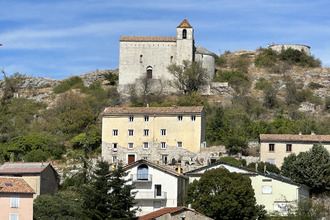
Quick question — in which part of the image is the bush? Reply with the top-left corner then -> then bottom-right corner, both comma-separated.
53,76 -> 85,94
255,48 -> 278,67
255,78 -> 272,90
269,60 -> 291,74
215,55 -> 226,67
232,54 -> 250,73
24,149 -> 49,162
308,82 -> 324,90
213,70 -> 251,94
217,156 -> 244,166
325,96 -> 330,112
103,71 -> 118,85
279,48 -> 322,67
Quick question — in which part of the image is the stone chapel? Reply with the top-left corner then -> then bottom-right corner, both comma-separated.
118,19 -> 215,93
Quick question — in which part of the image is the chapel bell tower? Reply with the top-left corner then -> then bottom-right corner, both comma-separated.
176,19 -> 194,65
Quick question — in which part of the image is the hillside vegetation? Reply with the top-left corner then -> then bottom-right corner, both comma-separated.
0,47 -> 329,164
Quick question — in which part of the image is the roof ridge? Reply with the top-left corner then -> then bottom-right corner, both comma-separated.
177,19 -> 192,28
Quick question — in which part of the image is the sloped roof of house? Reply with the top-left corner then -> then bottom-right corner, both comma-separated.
120,36 -> 176,42
0,162 -> 52,174
0,177 -> 35,194
138,206 -> 209,220
103,106 -> 204,116
123,159 -> 188,179
260,134 -> 330,143
177,19 -> 193,28
195,46 -> 216,56
185,161 -> 308,188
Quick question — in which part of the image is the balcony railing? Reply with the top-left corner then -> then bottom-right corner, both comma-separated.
133,191 -> 167,200
130,174 -> 152,182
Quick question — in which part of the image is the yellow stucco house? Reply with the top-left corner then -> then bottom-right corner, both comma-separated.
101,106 -> 205,165
259,134 -> 330,168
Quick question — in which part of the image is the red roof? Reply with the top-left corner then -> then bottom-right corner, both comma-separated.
139,206 -> 205,220
260,134 -> 330,143
103,106 -> 204,115
177,19 -> 192,28
0,162 -> 50,174
0,177 -> 35,194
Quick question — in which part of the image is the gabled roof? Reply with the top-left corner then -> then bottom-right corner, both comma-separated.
120,36 -> 176,42
260,134 -> 330,143
138,206 -> 208,220
195,46 -> 216,56
177,19 -> 192,28
185,161 -> 308,188
103,106 -> 204,116
0,162 -> 52,174
123,159 -> 188,179
0,177 -> 35,194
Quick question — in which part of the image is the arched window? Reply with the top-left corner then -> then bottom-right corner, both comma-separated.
137,164 -> 148,180
140,54 -> 143,63
170,56 -> 173,63
146,66 -> 152,79
182,29 -> 187,39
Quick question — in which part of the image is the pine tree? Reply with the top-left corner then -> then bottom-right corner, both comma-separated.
108,165 -> 137,219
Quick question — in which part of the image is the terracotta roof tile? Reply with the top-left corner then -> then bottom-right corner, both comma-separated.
0,177 -> 35,194
103,106 -> 204,115
177,19 -> 192,28
0,162 -> 50,174
120,36 -> 176,42
260,134 -> 330,143
138,206 -> 205,220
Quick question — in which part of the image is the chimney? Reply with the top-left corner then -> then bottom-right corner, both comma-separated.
147,103 -> 149,107
311,131 -> 315,135
255,163 -> 258,172
264,164 -> 266,174
299,131 -> 302,135
177,165 -> 181,174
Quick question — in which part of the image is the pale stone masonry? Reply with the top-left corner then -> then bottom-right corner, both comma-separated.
101,106 -> 206,165
259,134 -> 330,168
118,19 -> 215,93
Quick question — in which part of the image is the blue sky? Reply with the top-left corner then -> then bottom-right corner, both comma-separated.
1,0 -> 330,79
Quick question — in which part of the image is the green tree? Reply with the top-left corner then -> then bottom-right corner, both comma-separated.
213,70 -> 251,95
185,168 -> 266,220
70,128 -> 101,151
33,191 -> 87,220
281,144 -> 330,192
81,160 -> 137,219
167,60 -> 208,93
217,156 -> 245,167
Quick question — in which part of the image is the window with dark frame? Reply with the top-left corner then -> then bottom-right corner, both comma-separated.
177,115 -> 183,121
128,143 -> 134,149
144,116 -> 149,122
113,129 -> 118,136
269,144 -> 275,152
182,29 -> 187,39
161,129 -> 166,136
144,129 -> 149,136
191,115 -> 196,121
161,142 -> 166,149
129,116 -> 134,122
286,144 -> 292,152
143,142 -> 149,149
128,129 -> 134,136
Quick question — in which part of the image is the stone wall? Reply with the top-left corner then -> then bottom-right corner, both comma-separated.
269,44 -> 311,55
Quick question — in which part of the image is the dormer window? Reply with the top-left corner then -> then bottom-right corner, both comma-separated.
182,29 -> 187,39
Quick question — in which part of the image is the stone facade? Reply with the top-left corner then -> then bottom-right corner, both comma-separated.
269,44 -> 311,55
118,19 -> 215,93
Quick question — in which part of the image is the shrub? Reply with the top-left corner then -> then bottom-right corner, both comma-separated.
269,60 -> 291,74
53,76 -> 85,94
232,54 -> 250,73
325,96 -> 330,112
255,48 -> 278,67
255,78 -> 272,90
308,82 -> 324,90
213,70 -> 251,94
103,71 -> 118,85
215,55 -> 226,67
279,48 -> 322,67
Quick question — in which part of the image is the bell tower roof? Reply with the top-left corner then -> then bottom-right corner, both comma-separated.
177,19 -> 192,28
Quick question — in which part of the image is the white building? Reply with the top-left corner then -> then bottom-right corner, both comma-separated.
123,159 -> 188,217
118,19 -> 215,93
